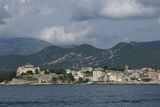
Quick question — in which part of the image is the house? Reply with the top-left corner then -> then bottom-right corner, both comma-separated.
66,70 -> 85,80
129,70 -> 141,81
148,71 -> 159,81
92,70 -> 105,81
139,68 -> 157,81
105,70 -> 123,82
81,67 -> 93,72
72,71 -> 85,80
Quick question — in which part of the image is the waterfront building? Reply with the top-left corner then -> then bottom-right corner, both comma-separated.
106,70 -> 123,82
158,73 -> 160,81
139,68 -> 156,81
77,71 -> 85,80
35,73 -> 58,83
92,70 -> 105,81
94,67 -> 104,71
70,71 -> 85,80
129,70 -> 141,81
81,67 -> 93,72
38,74 -> 55,83
148,71 -> 159,81
16,63 -> 40,76
66,69 -> 72,74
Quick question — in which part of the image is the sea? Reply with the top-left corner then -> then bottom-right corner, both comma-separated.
0,85 -> 160,107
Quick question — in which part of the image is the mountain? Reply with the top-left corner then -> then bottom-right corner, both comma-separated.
0,44 -> 107,69
0,38 -> 52,56
63,44 -> 78,48
0,41 -> 160,69
107,41 -> 160,69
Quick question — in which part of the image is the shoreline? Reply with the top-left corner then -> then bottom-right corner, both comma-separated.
1,82 -> 160,86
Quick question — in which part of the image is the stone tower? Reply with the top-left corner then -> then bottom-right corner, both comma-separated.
124,64 -> 129,75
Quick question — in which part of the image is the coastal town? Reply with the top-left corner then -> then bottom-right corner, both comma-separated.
1,63 -> 160,85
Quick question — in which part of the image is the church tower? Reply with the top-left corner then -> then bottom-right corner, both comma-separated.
124,64 -> 129,75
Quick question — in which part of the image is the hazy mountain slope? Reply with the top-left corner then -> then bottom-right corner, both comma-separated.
0,38 -> 52,56
108,41 -> 160,68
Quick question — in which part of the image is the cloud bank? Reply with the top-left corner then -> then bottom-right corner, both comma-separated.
0,2 -> 10,25
0,0 -> 160,48
39,22 -> 92,45
72,0 -> 159,20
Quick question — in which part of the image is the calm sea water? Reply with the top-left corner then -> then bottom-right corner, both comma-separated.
0,85 -> 160,107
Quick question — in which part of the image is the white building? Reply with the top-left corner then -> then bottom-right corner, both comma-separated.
37,73 -> 58,83
73,71 -> 85,80
66,69 -> 72,74
129,70 -> 141,81
66,70 -> 85,80
93,70 -> 105,81
17,64 -> 40,76
105,71 -> 123,82
81,67 -> 93,72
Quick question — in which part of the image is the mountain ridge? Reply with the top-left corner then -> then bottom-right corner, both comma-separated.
0,39 -> 160,69
0,37 -> 52,56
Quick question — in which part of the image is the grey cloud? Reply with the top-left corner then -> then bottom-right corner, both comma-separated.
0,3 -> 11,24
72,0 -> 160,21
38,22 -> 92,46
0,0 -> 57,37
0,0 -> 160,49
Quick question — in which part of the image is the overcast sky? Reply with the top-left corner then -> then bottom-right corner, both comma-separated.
0,0 -> 160,48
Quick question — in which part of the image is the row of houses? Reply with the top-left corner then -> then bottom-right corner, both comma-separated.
92,66 -> 160,83
16,64 -> 160,83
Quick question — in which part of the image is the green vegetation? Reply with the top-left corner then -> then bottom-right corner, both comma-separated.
26,70 -> 34,75
0,70 -> 16,82
22,75 -> 37,81
84,71 -> 93,77
66,73 -> 75,81
104,66 -> 124,71
49,69 -> 66,74
48,69 -> 90,84
16,75 -> 37,81
1,41 -> 160,69
76,77 -> 89,84
0,38 -> 51,56
52,77 -> 57,82
57,73 -> 75,83
44,70 -> 50,74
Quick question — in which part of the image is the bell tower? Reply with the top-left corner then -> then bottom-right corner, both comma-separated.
124,64 -> 129,75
